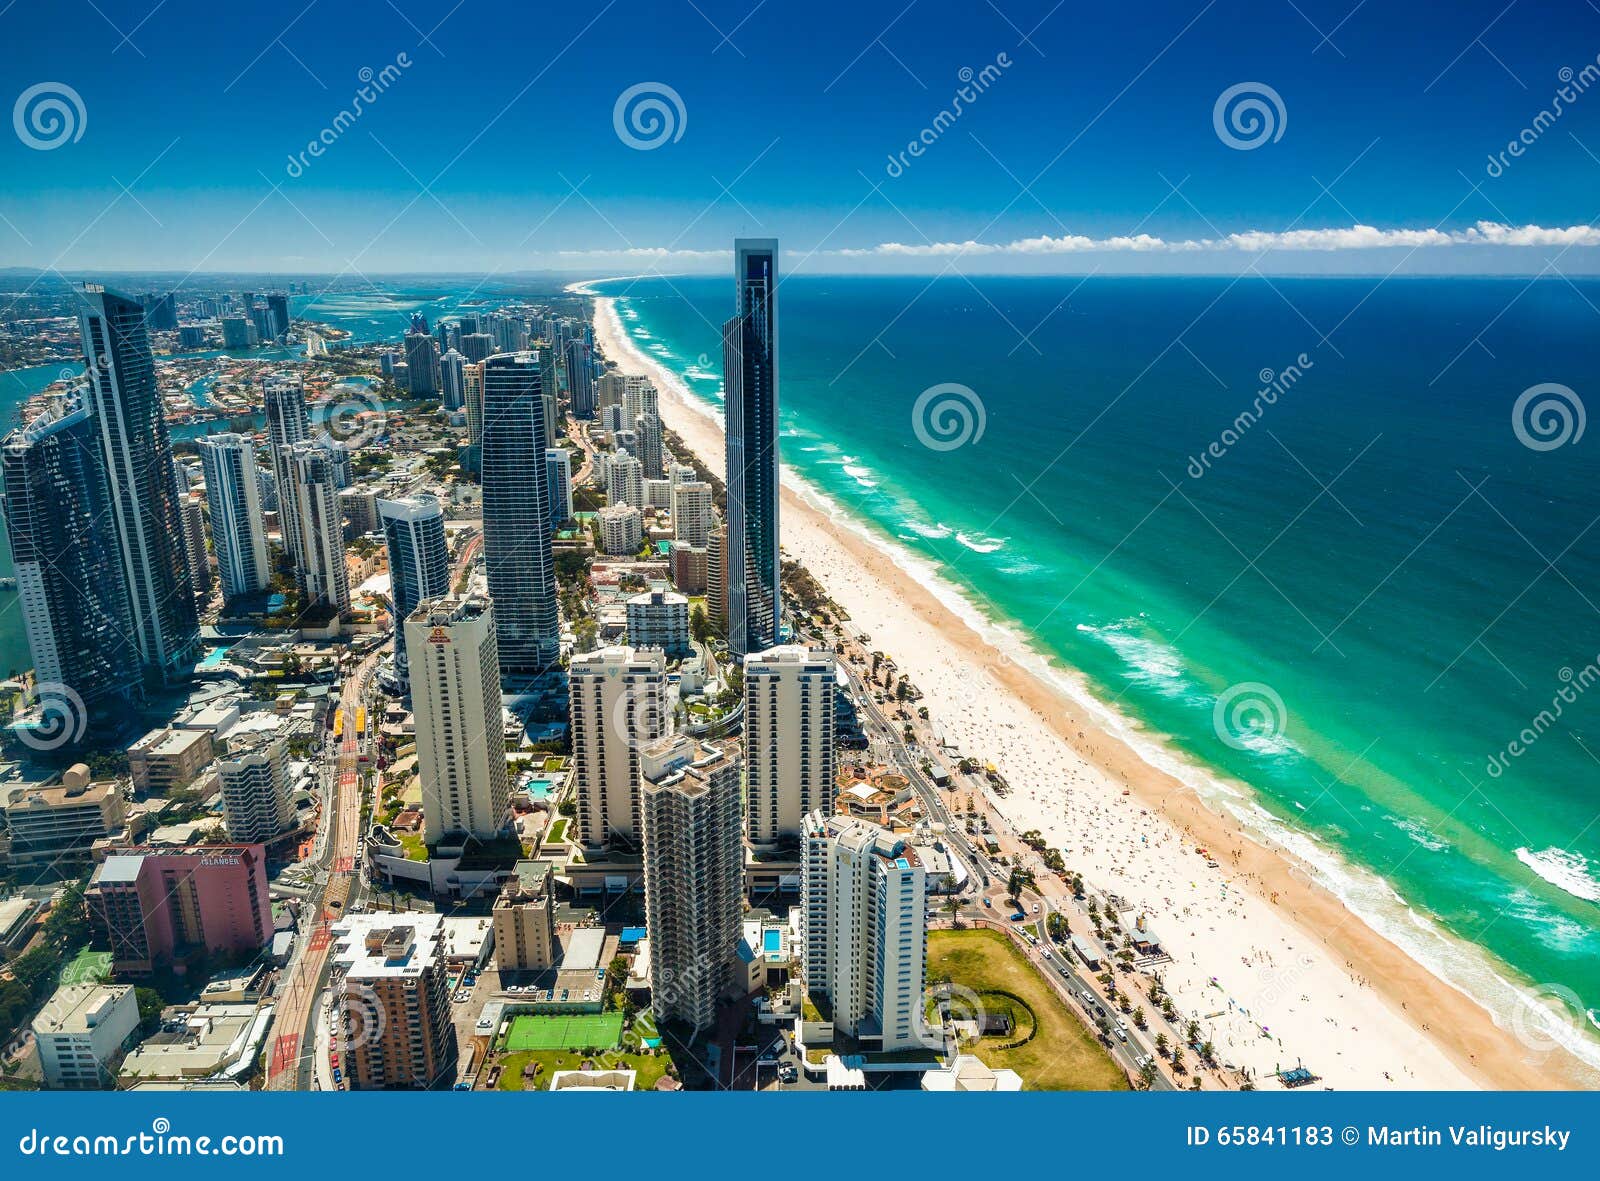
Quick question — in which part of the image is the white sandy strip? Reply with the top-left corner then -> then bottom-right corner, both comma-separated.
584,289 -> 1478,1090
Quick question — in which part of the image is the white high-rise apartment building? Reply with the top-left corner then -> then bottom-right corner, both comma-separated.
743,645 -> 837,848
640,736 -> 742,1033
286,441 -> 350,614
568,646 -> 667,854
605,451 -> 644,509
196,433 -> 270,602
672,481 -> 715,547
218,732 -> 296,843
800,811 -> 928,1053
263,372 -> 311,566
598,504 -> 643,556
406,596 -> 510,846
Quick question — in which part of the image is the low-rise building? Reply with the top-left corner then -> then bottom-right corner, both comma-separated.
128,727 -> 214,795
1,765 -> 126,869
625,588 -> 690,657
32,983 -> 140,1089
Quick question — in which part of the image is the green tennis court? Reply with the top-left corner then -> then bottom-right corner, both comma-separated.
503,1012 -> 624,1051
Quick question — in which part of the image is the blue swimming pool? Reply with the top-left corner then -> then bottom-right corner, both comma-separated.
762,929 -> 783,955
198,646 -> 232,670
527,778 -> 553,800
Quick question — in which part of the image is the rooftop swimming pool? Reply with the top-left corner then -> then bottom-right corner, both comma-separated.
198,646 -> 232,670
762,928 -> 783,955
527,777 -> 554,800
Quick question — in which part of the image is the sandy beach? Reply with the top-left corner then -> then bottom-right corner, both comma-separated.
583,285 -> 1594,1091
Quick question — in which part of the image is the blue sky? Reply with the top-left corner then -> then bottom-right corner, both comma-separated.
3,0 -> 1599,274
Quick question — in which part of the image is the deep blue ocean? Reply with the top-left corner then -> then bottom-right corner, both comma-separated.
599,272 -> 1600,1064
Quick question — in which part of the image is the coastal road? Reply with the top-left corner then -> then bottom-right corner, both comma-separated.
268,651 -> 379,1090
828,625 -> 1186,1089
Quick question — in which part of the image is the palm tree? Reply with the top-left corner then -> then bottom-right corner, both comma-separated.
1155,1031 -> 1169,1056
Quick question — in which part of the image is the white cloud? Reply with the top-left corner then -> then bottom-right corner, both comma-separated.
834,221 -> 1600,257
555,246 -> 731,259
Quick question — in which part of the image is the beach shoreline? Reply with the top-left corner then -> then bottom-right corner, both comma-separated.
580,281 -> 1594,1091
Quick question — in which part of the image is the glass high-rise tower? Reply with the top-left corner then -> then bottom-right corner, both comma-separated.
1,391 -> 144,712
723,239 -> 781,656
378,494 -> 450,683
78,284 -> 199,681
480,352 -> 560,679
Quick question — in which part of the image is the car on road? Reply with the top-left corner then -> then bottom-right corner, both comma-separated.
1115,1028 -> 1129,1043
1032,903 -> 1041,913
982,897 -> 992,908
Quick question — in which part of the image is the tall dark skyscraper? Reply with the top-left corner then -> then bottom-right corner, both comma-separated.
723,238 -> 781,656
265,292 -> 291,342
404,326 -> 441,396
564,337 -> 595,418
378,494 -> 449,684
480,352 -> 559,679
1,392 -> 144,713
78,285 -> 199,681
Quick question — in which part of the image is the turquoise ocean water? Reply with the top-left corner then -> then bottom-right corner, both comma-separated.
598,273 -> 1600,1067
